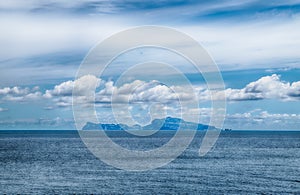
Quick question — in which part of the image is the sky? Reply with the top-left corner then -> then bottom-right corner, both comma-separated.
0,0 -> 300,130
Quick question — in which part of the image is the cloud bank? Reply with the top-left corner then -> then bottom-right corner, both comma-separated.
0,74 -> 299,106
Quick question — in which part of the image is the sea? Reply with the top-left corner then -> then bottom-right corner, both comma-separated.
0,130 -> 299,194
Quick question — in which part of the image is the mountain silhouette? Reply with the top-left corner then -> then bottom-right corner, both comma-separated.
82,116 -> 217,130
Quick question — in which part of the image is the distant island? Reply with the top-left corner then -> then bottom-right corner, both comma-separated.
82,116 -> 222,131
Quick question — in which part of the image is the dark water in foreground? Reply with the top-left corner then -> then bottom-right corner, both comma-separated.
0,130 -> 299,194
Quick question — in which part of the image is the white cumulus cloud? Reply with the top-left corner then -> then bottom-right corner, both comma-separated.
95,80 -> 196,104
0,86 -> 42,102
45,74 -> 101,98
204,74 -> 300,101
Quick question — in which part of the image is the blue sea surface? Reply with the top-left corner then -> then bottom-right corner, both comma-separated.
0,130 -> 299,194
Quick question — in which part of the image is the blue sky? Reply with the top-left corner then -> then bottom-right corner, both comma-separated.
0,0 -> 300,130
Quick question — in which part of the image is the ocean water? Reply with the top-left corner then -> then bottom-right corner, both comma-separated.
0,130 -> 299,194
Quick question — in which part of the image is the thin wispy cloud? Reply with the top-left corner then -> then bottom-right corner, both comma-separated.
0,107 -> 8,112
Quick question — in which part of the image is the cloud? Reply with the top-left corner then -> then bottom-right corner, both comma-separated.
288,81 -> 300,98
2,0 -> 300,20
1,74 -> 299,106
225,110 -> 300,130
43,74 -> 101,107
0,0 -> 120,14
0,86 -> 42,102
204,74 -> 300,101
0,75 -> 102,106
40,76 -> 198,108
0,117 -> 75,130
0,86 -> 30,96
184,16 -> 300,70
0,14 -> 126,61
45,74 -> 101,98
43,106 -> 54,110
3,92 -> 43,102
0,107 -> 8,112
95,80 -> 197,104
1,1 -> 300,72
